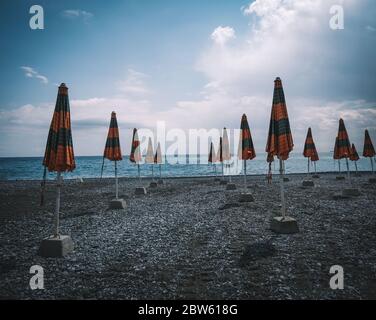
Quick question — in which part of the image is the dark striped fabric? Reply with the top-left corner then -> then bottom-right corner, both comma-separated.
130,128 -> 141,163
267,153 -> 274,163
103,112 -> 122,161
350,143 -> 359,162
363,129 -> 375,157
265,77 -> 294,160
336,118 -> 352,158
303,127 -> 318,158
42,83 -> 75,172
311,145 -> 319,162
208,142 -> 215,163
154,142 -> 162,164
333,136 -> 340,160
218,137 -> 223,163
239,114 -> 256,160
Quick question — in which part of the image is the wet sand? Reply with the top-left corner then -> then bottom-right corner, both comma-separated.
0,172 -> 376,299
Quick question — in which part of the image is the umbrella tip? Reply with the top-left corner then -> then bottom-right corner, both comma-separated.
275,77 -> 281,81
58,83 -> 68,95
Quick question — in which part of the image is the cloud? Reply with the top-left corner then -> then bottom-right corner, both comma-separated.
211,26 -> 236,45
20,66 -> 48,84
61,9 -> 94,22
366,25 -> 376,32
116,68 -> 151,96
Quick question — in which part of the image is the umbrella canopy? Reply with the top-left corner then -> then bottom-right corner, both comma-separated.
103,112 -> 122,161
333,136 -> 340,160
303,128 -> 317,158
43,83 -> 75,172
336,118 -> 352,158
145,137 -> 154,164
311,146 -> 319,162
208,142 -> 215,163
218,137 -> 223,163
222,128 -> 231,161
267,152 -> 274,163
154,142 -> 162,164
130,128 -> 142,163
363,129 -> 375,158
265,77 -> 294,160
239,114 -> 256,160
350,143 -> 359,162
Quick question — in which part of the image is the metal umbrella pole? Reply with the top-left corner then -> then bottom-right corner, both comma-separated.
314,161 -> 317,174
346,158 -> 350,181
279,159 -> 286,220
243,160 -> 247,189
54,172 -> 62,238
115,161 -> 118,199
137,164 -> 141,183
371,157 -> 374,174
159,164 -> 162,179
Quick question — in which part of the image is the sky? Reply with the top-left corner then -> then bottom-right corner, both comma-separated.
0,0 -> 375,157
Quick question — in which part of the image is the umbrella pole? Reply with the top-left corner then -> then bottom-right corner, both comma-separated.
314,161 -> 317,174
215,164 -> 217,176
159,164 -> 162,179
229,162 -> 232,183
371,157 -> 374,174
100,157 -> 105,179
279,159 -> 286,220
243,160 -> 247,189
346,158 -> 350,181
222,162 -> 224,179
338,160 -> 341,173
54,172 -> 62,238
138,164 -> 141,183
152,165 -> 154,181
115,161 -> 118,199
307,158 -> 310,175
355,161 -> 358,173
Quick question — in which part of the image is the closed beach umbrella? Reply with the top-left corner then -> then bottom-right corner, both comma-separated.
208,142 -> 217,176
145,137 -> 155,180
310,144 -> 319,174
101,111 -> 122,199
350,143 -> 360,173
333,136 -> 341,173
265,77 -> 294,219
239,114 -> 256,188
222,128 -> 231,181
363,129 -> 375,173
154,142 -> 163,179
42,83 -> 75,237
267,153 -> 274,184
303,127 -> 317,174
130,128 -> 142,181
336,118 -> 352,179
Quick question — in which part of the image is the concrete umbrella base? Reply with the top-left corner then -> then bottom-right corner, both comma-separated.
342,188 -> 361,197
302,180 -> 315,187
157,179 -> 164,185
283,177 -> 290,182
270,217 -> 299,234
239,193 -> 254,203
336,176 -> 346,180
149,181 -> 158,188
39,235 -> 74,258
220,180 -> 228,185
312,174 -> 320,179
109,198 -> 126,209
135,187 -> 147,195
226,183 -> 237,191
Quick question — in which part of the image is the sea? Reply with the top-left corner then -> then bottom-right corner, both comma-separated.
0,152 -> 374,181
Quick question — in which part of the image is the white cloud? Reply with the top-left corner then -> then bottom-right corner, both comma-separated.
62,9 -> 94,22
117,68 -> 151,96
211,26 -> 236,45
20,66 -> 48,84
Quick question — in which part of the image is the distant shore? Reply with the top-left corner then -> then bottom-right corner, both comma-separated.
1,172 -> 376,299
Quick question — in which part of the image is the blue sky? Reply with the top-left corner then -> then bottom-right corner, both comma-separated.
0,0 -> 375,157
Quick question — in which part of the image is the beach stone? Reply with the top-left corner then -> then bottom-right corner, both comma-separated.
135,187 -> 147,195
214,177 -> 221,182
283,178 -> 290,182
342,188 -> 361,197
220,180 -> 228,185
302,180 -> 315,187
312,174 -> 320,179
226,183 -> 237,191
336,176 -> 346,180
333,193 -> 350,200
353,173 -> 361,177
270,217 -> 299,234
38,235 -> 74,258
109,199 -> 126,209
158,179 -> 164,185
239,193 -> 254,203
149,182 -> 158,188
369,178 -> 376,183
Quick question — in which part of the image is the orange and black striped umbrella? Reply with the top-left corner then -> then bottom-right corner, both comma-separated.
103,112 -> 122,161
311,146 -> 319,162
267,153 -> 274,163
336,119 -> 352,158
333,136 -> 340,160
265,77 -> 294,160
154,142 -> 162,164
239,114 -> 256,160
350,143 -> 359,162
363,129 -> 375,158
303,128 -> 317,158
130,128 -> 142,163
43,83 -> 75,172
208,142 -> 215,163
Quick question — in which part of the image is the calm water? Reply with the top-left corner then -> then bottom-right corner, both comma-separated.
0,153 -> 373,181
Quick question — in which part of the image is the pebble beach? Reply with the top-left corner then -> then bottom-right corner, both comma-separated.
1,172 -> 376,300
